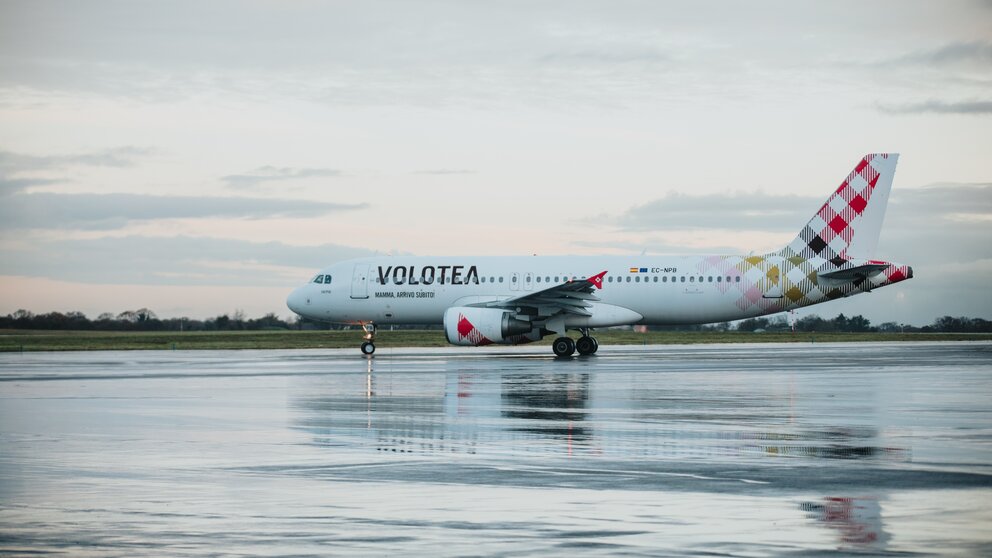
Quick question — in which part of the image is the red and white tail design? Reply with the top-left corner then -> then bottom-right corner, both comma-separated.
782,154 -> 898,261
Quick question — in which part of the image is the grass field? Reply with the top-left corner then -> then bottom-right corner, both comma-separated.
1,329 -> 989,352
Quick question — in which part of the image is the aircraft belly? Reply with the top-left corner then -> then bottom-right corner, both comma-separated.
603,287 -> 750,325
565,303 -> 642,328
372,297 -> 445,324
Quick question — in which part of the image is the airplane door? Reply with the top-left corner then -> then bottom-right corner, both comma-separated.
510,272 -> 520,291
350,264 -> 370,299
763,256 -> 784,299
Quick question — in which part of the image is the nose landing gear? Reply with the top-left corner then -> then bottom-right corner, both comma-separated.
360,323 -> 377,355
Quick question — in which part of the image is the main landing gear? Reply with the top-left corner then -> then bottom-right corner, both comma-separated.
360,323 -> 377,355
552,329 -> 599,357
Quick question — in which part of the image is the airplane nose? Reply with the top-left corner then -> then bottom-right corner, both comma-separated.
287,288 -> 305,315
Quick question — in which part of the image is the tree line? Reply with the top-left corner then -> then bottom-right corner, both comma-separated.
0,309 -> 330,331
732,313 -> 992,333
1,308 -> 990,333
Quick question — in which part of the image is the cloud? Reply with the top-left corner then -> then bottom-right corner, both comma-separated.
221,166 -> 343,189
0,176 -> 62,195
571,239 -> 742,256
580,183 -> 992,270
888,182 -> 992,215
891,41 -> 992,67
413,169 -> 476,175
869,41 -> 992,117
595,184 -> 992,235
0,2 -> 826,108
3,2 -> 988,114
877,183 -> 992,266
0,146 -> 154,193
877,99 -> 992,115
0,146 -> 152,172
0,235 -> 374,286
593,191 -> 820,233
537,47 -> 671,66
0,192 -> 368,230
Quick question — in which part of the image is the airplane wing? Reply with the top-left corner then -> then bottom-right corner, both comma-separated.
818,263 -> 890,282
480,271 -> 607,318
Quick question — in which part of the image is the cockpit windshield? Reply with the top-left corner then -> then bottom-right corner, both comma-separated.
312,274 -> 332,284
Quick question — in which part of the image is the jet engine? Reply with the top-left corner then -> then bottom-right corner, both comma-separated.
443,307 -> 536,346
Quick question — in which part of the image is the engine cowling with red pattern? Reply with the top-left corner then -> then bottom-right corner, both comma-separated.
443,307 -> 538,346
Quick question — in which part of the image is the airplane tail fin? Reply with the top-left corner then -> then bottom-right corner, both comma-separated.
781,153 -> 899,261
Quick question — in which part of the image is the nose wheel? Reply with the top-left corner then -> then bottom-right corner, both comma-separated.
360,323 -> 377,355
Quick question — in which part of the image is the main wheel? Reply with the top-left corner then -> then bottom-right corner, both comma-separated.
576,336 -> 597,355
361,341 -> 376,355
552,337 -> 575,357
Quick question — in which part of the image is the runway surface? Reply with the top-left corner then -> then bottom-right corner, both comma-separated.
1,342 -> 990,556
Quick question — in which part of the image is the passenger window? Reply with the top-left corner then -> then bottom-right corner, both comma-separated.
662,276 -> 667,283
735,276 -> 741,282
681,277 -> 686,283
653,276 -> 658,282
690,276 -> 695,282
708,276 -> 712,283
499,277 -> 504,283
625,276 -> 631,283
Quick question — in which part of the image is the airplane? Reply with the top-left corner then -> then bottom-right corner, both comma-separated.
287,153 -> 913,356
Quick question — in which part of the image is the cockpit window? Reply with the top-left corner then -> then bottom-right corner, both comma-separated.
324,275 -> 332,284
313,275 -> 324,284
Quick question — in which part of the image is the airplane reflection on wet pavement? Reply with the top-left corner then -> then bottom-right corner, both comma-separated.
1,342 -> 990,555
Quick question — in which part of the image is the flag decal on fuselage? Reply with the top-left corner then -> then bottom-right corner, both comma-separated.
629,267 -> 647,273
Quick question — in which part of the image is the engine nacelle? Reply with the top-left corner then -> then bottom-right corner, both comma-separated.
443,307 -> 537,346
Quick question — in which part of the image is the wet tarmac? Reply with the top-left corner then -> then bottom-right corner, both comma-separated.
1,342 -> 990,556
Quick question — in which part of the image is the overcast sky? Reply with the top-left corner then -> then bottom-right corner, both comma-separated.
1,0 -> 990,325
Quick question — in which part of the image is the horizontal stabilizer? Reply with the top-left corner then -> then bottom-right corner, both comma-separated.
818,263 -> 889,282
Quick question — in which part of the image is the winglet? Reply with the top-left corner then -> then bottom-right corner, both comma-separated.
587,270 -> 607,290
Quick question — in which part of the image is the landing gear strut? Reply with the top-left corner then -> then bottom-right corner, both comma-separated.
360,323 -> 377,355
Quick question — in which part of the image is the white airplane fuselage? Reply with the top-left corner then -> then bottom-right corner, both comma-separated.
287,253 -> 910,328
